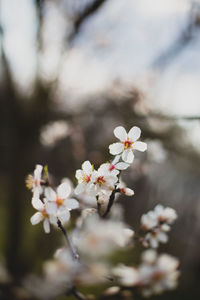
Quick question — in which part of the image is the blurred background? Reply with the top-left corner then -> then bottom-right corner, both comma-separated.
1,0 -> 200,299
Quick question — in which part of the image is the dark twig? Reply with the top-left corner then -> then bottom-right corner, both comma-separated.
66,286 -> 86,300
102,188 -> 120,218
57,219 -> 79,260
69,0 -> 107,41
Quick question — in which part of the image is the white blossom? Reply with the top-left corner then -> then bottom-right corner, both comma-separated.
30,197 -> 57,233
109,126 -> 147,163
45,182 -> 79,223
74,160 -> 94,195
73,215 -> 134,258
26,164 -> 43,198
99,155 -> 129,177
141,205 -> 177,248
113,250 -> 179,297
139,250 -> 180,297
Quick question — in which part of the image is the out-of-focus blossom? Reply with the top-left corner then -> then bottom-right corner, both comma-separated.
141,205 -> 177,248
30,197 -> 57,233
26,164 -> 43,197
40,121 -> 69,147
113,250 -> 179,297
139,250 -> 180,297
109,126 -> 147,163
45,182 -> 79,223
73,214 -> 134,258
113,264 -> 139,286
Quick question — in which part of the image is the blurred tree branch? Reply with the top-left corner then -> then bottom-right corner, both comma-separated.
69,0 -> 108,41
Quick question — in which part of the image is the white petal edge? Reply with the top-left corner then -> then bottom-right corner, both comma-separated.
74,183 -> 85,195
128,126 -> 141,141
65,198 -> 79,210
45,187 -> 57,201
31,197 -> 44,210
82,160 -> 93,173
57,182 -> 71,199
109,143 -> 123,155
114,126 -> 127,141
30,212 -> 43,225
58,209 -> 70,223
122,149 -> 134,163
115,162 -> 129,170
134,141 -> 147,152
43,218 -> 50,233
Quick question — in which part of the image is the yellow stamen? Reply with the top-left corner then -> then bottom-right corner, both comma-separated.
123,139 -> 133,150
56,196 -> 64,207
96,176 -> 105,186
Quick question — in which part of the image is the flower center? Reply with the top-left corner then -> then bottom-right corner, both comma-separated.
56,196 -> 64,207
42,209 -> 48,218
96,176 -> 105,186
109,164 -> 115,172
123,139 -> 133,150
152,271 -> 164,282
82,175 -> 91,183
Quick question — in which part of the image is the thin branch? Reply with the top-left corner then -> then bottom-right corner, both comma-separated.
102,188 -> 120,218
69,0 -> 108,41
70,287 -> 86,300
57,219 -> 79,260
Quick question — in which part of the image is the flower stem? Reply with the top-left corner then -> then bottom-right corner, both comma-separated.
102,188 -> 120,218
57,219 -> 79,260
70,287 -> 86,300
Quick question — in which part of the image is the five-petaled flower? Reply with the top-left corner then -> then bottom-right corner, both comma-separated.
45,182 -> 79,223
30,197 -> 57,233
109,126 -> 147,163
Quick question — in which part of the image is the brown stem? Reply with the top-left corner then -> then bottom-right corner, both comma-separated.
57,219 -> 79,260
102,188 -> 120,218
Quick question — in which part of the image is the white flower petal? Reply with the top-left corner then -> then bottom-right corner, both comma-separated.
45,187 -> 57,201
31,197 -> 44,210
128,126 -> 141,141
150,237 -> 158,248
75,169 -> 82,180
114,126 -> 127,141
43,218 -> 50,233
109,143 -> 123,155
34,164 -> 43,179
112,154 -> 121,165
122,149 -> 134,163
46,202 -> 57,215
134,141 -> 147,152
57,182 -> 71,199
158,232 -> 168,243
74,183 -> 85,194
65,198 -> 79,210
82,160 -> 93,173
58,210 -> 70,223
115,162 -> 129,170
49,215 -> 57,225
30,212 -> 43,225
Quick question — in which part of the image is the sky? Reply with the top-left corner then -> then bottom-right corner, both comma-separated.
1,0 -> 200,119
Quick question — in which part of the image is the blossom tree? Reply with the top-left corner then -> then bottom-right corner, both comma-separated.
26,125 -> 179,299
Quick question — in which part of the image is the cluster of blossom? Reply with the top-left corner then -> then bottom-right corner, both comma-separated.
140,205 -> 177,248
26,165 -> 79,233
26,125 -> 180,299
113,249 -> 180,297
